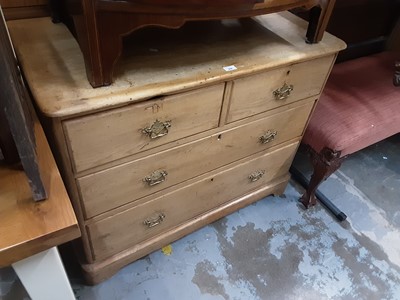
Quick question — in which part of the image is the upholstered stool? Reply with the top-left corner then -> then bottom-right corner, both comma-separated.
300,51 -> 400,208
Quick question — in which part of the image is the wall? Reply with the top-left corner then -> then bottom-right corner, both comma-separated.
0,0 -> 49,20
388,18 -> 400,51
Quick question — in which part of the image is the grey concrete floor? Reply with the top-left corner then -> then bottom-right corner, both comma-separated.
1,134 -> 399,300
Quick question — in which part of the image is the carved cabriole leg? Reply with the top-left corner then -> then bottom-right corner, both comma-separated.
394,61 -> 400,87
306,0 -> 336,43
300,146 -> 342,208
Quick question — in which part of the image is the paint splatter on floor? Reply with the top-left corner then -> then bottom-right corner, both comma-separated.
67,179 -> 400,300
162,245 -> 173,256
2,136 -> 399,300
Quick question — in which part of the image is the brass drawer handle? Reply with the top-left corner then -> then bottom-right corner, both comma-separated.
273,83 -> 293,100
249,170 -> 266,182
259,130 -> 277,144
143,170 -> 168,186
144,213 -> 166,228
142,119 -> 172,139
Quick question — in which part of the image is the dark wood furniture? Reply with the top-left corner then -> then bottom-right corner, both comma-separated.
0,7 -> 47,201
297,1 -> 400,208
0,0 -> 49,20
294,0 -> 400,62
51,0 -> 336,87
300,51 -> 400,208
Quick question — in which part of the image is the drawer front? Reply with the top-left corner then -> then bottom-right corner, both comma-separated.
87,141 -> 299,260
78,100 -> 314,218
64,84 -> 225,173
227,55 -> 334,123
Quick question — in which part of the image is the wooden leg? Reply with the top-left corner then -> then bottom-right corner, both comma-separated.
394,60 -> 400,87
88,12 -> 186,87
97,33 -> 122,87
300,147 -> 342,208
12,247 -> 75,300
306,0 -> 336,43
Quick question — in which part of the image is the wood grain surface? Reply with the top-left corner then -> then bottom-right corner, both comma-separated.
88,141 -> 299,260
0,0 -> 47,8
0,0 -> 48,20
5,11 -> 345,284
0,118 -> 80,266
7,12 -> 345,117
64,84 -> 224,172
78,100 -> 313,218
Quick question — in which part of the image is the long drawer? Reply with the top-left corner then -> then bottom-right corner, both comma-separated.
78,100 -> 314,218
64,84 -> 225,173
87,141 -> 299,260
226,55 -> 334,123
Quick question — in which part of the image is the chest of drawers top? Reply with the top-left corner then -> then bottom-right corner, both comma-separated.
8,12 -> 345,118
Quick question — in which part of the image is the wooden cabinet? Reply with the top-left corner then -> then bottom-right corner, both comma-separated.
77,100 -> 314,218
226,55 -> 334,122
7,12 -> 345,284
87,141 -> 299,261
52,0 -> 335,87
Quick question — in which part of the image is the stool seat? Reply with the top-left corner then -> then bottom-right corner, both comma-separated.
303,51 -> 400,157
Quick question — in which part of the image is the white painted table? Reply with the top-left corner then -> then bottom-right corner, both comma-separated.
0,119 -> 81,299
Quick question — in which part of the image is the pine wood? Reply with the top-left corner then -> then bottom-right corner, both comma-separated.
78,100 -> 313,218
88,141 -> 298,260
47,118 -> 97,264
8,12 -> 345,284
7,12 -> 345,117
227,55 -> 334,122
82,175 -> 289,284
64,84 -> 224,173
0,119 -> 80,267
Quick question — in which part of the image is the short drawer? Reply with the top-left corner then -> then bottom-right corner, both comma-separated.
64,84 -> 225,173
78,100 -> 313,218
226,55 -> 334,123
87,141 -> 299,260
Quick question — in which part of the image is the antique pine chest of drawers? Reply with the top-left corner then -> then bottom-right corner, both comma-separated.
8,12 -> 345,284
